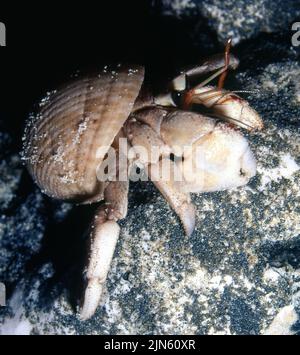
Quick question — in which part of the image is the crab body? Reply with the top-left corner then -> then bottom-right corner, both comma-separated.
22,54 -> 263,320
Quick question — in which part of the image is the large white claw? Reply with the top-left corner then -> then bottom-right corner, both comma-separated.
149,159 -> 196,236
80,220 -> 120,321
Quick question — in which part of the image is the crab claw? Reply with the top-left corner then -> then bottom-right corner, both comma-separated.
149,158 -> 196,236
191,86 -> 264,131
80,218 -> 120,321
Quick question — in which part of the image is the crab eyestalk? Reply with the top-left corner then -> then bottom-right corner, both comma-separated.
217,38 -> 232,90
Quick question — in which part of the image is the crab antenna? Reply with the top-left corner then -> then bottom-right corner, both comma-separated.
218,38 -> 232,90
231,89 -> 261,95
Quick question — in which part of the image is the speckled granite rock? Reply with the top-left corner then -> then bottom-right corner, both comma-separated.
1,38 -> 300,335
156,0 -> 300,44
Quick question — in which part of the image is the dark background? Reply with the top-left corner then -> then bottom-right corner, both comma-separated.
0,1 -> 298,148
0,2 -> 152,139
0,0 -> 224,148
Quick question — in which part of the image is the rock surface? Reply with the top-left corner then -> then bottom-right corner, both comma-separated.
156,0 -> 300,45
1,3 -> 300,335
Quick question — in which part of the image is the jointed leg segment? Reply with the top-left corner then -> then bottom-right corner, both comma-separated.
80,180 -> 128,320
149,158 -> 196,236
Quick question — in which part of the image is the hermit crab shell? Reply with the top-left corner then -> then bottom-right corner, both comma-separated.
22,65 -> 145,203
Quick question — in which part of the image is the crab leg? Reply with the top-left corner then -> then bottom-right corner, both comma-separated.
148,158 -> 196,236
155,49 -> 239,109
217,38 -> 232,90
170,51 -> 238,92
183,39 -> 233,109
125,108 -> 195,235
80,180 -> 129,321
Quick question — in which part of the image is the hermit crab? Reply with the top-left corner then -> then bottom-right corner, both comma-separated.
22,41 -> 263,320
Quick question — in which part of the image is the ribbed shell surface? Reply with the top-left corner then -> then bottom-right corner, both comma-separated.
22,65 -> 145,202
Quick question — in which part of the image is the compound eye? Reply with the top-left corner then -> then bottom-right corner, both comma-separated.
171,91 -> 183,107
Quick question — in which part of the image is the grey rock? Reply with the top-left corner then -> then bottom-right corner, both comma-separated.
0,130 -> 12,160
0,191 -> 46,286
156,0 -> 300,44
0,155 -> 22,212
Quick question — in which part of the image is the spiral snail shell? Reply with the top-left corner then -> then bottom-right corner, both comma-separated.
22,65 -> 144,203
